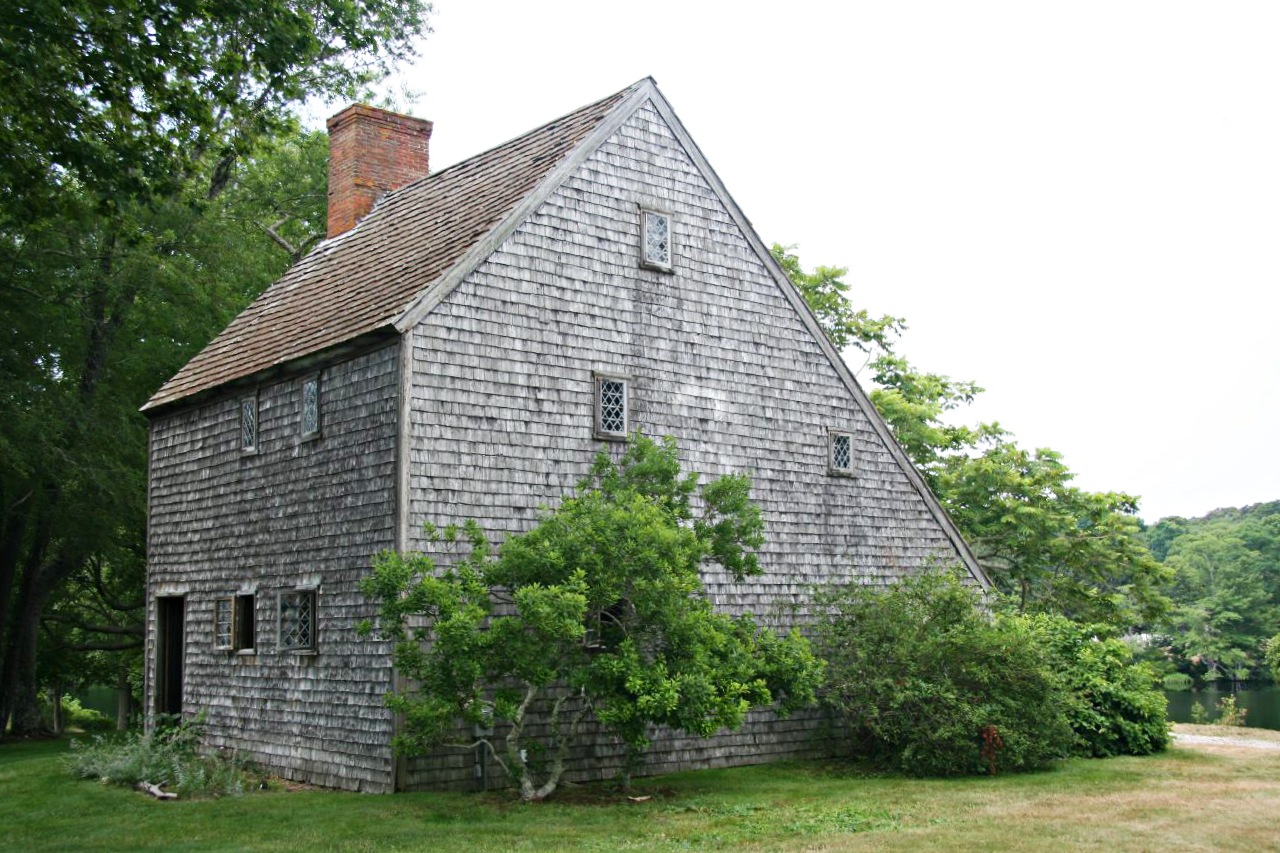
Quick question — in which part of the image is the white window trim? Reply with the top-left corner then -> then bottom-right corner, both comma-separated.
277,588 -> 318,654
300,374 -> 321,440
593,372 -> 631,441
639,207 -> 673,272
828,429 -> 857,477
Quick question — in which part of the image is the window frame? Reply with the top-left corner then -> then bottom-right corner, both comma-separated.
240,393 -> 259,454
300,374 -> 321,440
277,588 -> 318,654
593,372 -> 631,441
828,428 -> 857,477
639,207 -> 673,271
214,593 -> 257,653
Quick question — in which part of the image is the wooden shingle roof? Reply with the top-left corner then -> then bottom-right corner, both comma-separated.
142,82 -> 640,413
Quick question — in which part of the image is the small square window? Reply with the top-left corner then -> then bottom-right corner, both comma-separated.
641,209 -> 672,270
279,590 -> 316,652
594,374 -> 629,439
300,376 -> 320,439
829,430 -> 856,477
241,395 -> 258,453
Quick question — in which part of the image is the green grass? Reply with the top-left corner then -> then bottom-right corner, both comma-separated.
4,732 -> 1280,852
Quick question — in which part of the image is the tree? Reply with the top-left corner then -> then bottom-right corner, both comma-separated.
360,436 -> 822,801
775,245 -> 1169,627
0,118 -> 339,734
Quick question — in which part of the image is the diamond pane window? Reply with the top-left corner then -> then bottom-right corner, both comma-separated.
279,590 -> 316,652
599,379 -> 627,435
301,377 -> 320,438
241,396 -> 257,452
830,431 -> 855,476
214,598 -> 233,650
642,210 -> 670,268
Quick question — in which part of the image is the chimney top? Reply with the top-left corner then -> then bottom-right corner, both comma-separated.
326,104 -> 433,239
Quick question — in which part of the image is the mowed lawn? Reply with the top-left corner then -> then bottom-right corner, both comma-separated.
4,728 -> 1279,852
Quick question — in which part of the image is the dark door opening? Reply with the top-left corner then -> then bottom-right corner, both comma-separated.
155,596 -> 185,718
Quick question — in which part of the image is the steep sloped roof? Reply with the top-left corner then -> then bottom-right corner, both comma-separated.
142,82 -> 640,412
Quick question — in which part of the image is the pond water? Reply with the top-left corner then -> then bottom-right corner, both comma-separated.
1164,684 -> 1280,731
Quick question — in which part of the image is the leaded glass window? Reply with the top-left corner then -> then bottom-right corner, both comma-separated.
301,376 -> 320,438
642,210 -> 671,268
279,590 -> 316,652
830,431 -> 855,476
598,378 -> 627,436
214,598 -> 233,650
241,396 -> 258,452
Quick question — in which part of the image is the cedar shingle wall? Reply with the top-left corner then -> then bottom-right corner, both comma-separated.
145,345 -> 400,792
401,103 -> 961,789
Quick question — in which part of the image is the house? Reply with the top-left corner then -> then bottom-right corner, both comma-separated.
142,78 -> 990,792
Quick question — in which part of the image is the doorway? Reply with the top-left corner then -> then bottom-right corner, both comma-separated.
154,596 -> 185,717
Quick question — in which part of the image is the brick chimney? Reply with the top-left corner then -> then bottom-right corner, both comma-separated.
326,104 -> 433,238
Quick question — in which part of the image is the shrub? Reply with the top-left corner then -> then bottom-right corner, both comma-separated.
1216,695 -> 1247,727
60,696 -> 113,732
816,570 -> 1073,776
1029,615 -> 1170,757
1161,673 -> 1193,691
66,715 -> 263,797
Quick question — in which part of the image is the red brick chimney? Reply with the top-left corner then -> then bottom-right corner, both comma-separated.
326,104 -> 433,238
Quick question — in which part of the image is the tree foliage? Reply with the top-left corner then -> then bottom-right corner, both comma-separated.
774,244 -> 1169,628
1145,502 -> 1280,681
1,0 -> 427,734
360,436 -> 822,801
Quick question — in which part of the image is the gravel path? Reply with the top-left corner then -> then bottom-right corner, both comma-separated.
1172,732 -> 1280,750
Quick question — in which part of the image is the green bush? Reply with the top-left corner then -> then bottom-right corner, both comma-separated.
816,571 -> 1073,777
1161,673 -> 1193,691
66,715 -> 263,797
1030,615 -> 1171,757
60,696 -> 113,732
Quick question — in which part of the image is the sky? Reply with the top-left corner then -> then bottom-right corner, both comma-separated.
359,0 -> 1279,523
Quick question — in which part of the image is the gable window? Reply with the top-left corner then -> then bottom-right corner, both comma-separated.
640,209 -> 672,270
241,395 -> 258,453
279,590 -> 317,653
214,594 -> 256,652
829,430 -> 856,477
594,373 -> 629,439
300,375 -> 320,439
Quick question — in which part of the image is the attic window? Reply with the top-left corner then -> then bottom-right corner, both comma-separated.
241,395 -> 258,453
829,430 -> 856,477
300,375 -> 320,439
279,590 -> 316,653
594,373 -> 629,440
641,209 -> 672,270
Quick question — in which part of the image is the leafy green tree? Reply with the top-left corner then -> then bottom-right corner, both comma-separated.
360,436 -> 822,801
1148,503 -> 1280,681
0,123 -> 334,734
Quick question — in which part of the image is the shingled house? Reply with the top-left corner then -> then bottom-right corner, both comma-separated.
142,78 -> 989,792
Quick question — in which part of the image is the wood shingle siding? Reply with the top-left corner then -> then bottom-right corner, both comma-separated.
146,346 -> 400,792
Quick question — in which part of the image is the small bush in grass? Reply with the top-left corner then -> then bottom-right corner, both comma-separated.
816,570 -> 1074,777
66,715 -> 262,797
1216,695 -> 1247,727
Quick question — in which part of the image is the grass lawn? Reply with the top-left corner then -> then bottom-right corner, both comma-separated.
4,727 -> 1279,852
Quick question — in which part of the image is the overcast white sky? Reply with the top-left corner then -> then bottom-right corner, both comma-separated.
363,0 -> 1279,523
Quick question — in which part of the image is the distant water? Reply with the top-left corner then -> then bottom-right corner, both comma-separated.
1164,684 -> 1280,731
